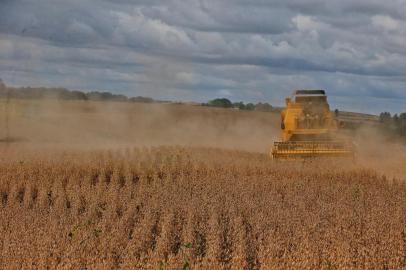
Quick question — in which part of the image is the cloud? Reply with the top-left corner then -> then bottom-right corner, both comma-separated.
0,0 -> 406,113
217,89 -> 233,97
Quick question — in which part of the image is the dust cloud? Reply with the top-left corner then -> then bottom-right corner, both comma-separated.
352,125 -> 406,180
0,99 -> 279,152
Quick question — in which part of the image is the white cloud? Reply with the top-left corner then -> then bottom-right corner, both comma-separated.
113,10 -> 195,51
217,89 -> 232,97
371,15 -> 402,32
293,15 -> 322,32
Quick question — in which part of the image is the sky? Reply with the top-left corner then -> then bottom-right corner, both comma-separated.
0,0 -> 405,114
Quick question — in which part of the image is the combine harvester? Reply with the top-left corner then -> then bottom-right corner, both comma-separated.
271,90 -> 354,159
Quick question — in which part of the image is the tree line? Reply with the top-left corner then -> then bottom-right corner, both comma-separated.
379,112 -> 406,137
0,80 -> 276,111
203,98 -> 274,112
0,79 -> 155,103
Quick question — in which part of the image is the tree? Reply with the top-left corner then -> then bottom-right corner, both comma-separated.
393,114 -> 399,124
130,96 -> 154,103
70,90 -> 88,100
399,113 -> 406,135
255,102 -> 273,112
379,112 -> 392,123
208,98 -> 233,108
233,102 -> 246,110
245,103 -> 255,110
0,79 -> 5,91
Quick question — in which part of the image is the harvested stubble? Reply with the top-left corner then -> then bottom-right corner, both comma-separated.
1,146 -> 406,269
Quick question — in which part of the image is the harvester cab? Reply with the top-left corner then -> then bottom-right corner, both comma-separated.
271,90 -> 354,159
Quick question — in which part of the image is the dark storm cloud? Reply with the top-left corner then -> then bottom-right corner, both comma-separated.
0,0 -> 406,113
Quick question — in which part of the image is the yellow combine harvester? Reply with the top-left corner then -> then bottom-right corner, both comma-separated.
271,90 -> 354,159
